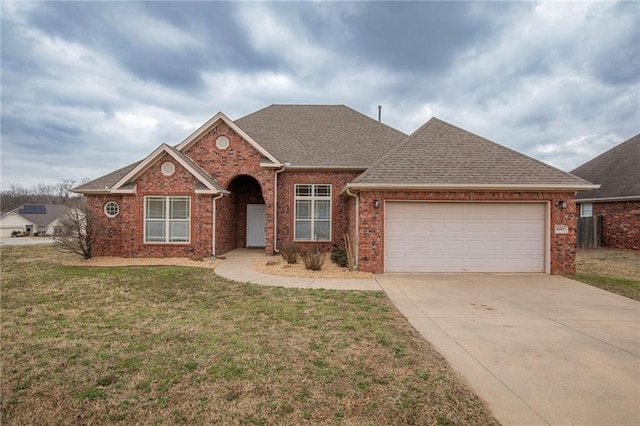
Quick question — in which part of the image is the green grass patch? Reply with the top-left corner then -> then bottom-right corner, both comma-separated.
1,245 -> 497,425
573,273 -> 640,301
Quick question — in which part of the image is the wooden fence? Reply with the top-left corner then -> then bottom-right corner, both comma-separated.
577,215 -> 602,248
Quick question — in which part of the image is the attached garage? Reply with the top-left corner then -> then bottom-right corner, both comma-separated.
385,202 -> 546,273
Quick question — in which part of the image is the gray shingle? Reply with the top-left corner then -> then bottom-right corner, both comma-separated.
353,118 -> 593,187
73,162 -> 140,193
2,204 -> 72,227
571,133 -> 640,200
235,105 -> 408,167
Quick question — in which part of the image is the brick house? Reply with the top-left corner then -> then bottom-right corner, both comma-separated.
571,133 -> 640,250
74,105 -> 596,274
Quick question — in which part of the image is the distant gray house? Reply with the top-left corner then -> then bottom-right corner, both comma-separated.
0,204 -> 72,238
571,133 -> 640,250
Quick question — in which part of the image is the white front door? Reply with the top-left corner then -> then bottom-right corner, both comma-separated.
246,204 -> 266,247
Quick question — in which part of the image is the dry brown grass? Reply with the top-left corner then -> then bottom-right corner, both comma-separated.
575,248 -> 640,300
576,248 -> 640,281
1,245 -> 497,425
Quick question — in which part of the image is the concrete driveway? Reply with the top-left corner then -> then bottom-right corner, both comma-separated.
376,274 -> 640,425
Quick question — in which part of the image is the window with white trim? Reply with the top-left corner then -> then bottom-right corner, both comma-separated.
580,203 -> 593,218
144,196 -> 190,243
104,201 -> 120,217
294,184 -> 331,241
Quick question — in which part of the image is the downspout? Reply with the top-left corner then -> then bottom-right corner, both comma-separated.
211,193 -> 224,257
273,166 -> 285,253
345,186 -> 359,269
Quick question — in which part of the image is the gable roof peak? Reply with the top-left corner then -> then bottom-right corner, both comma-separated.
110,143 -> 228,194
176,111 -> 281,165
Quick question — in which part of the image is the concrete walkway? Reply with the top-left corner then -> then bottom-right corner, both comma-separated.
214,249 -> 382,291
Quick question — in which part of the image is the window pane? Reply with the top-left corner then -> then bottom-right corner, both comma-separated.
315,185 -> 331,197
146,221 -> 165,241
314,200 -> 330,219
314,221 -> 330,241
295,184 -> 312,197
169,221 -> 189,242
146,198 -> 166,219
295,220 -> 311,240
296,200 -> 311,219
581,203 -> 593,218
170,198 -> 189,219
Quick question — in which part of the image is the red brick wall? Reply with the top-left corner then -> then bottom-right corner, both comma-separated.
88,153 -> 215,258
184,121 -> 275,254
592,201 -> 640,249
355,191 -> 577,275
276,170 -> 360,253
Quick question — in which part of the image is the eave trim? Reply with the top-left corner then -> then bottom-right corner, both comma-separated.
111,144 -> 226,194
343,182 -> 601,194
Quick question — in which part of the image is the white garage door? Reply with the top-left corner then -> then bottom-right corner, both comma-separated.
385,202 -> 546,273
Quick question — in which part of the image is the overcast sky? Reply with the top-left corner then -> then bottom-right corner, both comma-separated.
1,1 -> 638,191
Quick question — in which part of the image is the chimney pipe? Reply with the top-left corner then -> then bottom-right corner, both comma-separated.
378,105 -> 382,122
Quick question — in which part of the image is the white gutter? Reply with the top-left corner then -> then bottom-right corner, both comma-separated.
345,187 -> 359,270
284,165 -> 368,171
273,166 -> 285,253
344,182 -> 600,193
211,193 -> 224,257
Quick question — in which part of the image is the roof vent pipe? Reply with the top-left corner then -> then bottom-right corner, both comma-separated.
378,105 -> 382,122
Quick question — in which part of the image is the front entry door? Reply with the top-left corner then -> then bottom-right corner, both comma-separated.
246,204 -> 266,247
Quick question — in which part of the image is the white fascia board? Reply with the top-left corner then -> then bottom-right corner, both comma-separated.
176,111 -> 282,166
112,144 -> 222,194
260,162 -> 285,169
71,188 -> 111,195
110,187 -> 137,194
284,165 -> 369,171
195,188 -> 229,195
575,195 -> 640,203
343,182 -> 601,193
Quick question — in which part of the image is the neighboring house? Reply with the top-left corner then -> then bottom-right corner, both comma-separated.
73,105 -> 595,275
0,204 -> 72,238
571,133 -> 640,250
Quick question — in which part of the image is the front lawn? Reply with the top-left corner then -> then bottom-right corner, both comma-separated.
0,245 -> 497,425
575,248 -> 640,301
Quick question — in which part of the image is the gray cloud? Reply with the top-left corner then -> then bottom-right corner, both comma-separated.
1,1 -> 638,190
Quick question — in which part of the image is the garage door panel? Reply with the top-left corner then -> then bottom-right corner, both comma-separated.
385,202 -> 545,273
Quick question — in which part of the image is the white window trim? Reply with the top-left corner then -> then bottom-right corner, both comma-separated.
580,203 -> 593,218
143,196 -> 191,244
104,201 -> 120,217
294,184 -> 332,242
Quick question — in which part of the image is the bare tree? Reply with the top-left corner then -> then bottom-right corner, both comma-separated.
53,204 -> 96,259
55,178 -> 77,202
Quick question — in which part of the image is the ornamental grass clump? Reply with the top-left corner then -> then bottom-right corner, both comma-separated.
302,245 -> 325,271
279,242 -> 298,264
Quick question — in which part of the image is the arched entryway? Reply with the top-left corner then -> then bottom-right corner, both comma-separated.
222,175 -> 265,250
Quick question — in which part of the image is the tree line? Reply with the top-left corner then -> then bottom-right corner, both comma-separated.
0,178 -> 88,212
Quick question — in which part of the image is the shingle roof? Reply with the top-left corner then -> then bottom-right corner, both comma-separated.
351,118 -> 594,189
1,204 -> 71,226
73,162 -> 141,193
571,133 -> 640,200
235,105 -> 408,167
